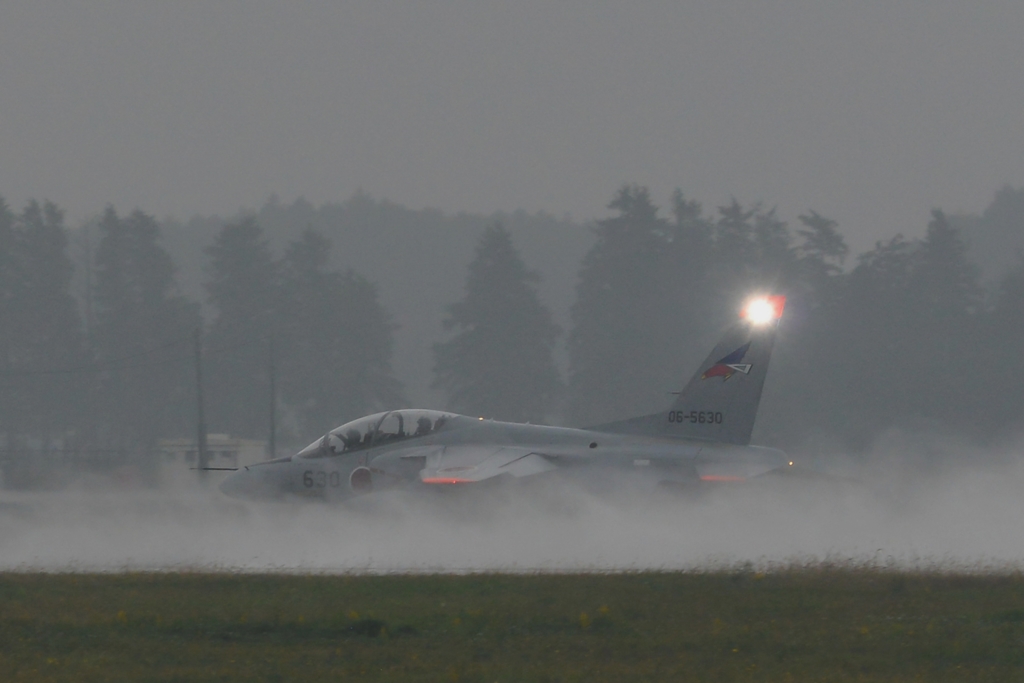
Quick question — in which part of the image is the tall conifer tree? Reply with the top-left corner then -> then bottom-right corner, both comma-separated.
92,207 -> 200,451
10,201 -> 88,442
279,228 -> 402,435
986,256 -> 1024,431
433,223 -> 560,423
204,217 -> 279,438
661,189 -> 718,377
910,210 -> 983,424
0,198 -> 18,449
566,185 -> 667,426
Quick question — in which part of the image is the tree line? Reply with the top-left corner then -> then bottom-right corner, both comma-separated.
440,184 -> 1024,454
2,184 -> 1024,463
0,202 -> 399,459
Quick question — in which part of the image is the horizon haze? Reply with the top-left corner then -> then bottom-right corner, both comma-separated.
2,2 -> 1024,251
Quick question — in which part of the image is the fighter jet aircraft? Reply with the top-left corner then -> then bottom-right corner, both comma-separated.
219,295 -> 791,501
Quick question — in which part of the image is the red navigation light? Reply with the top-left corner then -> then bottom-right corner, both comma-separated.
742,295 -> 786,325
421,477 -> 472,484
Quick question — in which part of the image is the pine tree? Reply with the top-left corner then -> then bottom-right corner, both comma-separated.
92,207 -> 200,452
797,211 -> 848,273
913,210 -> 982,321
0,198 -> 17,449
9,201 -> 88,443
793,210 -> 849,312
965,186 -> 1024,280
279,228 -> 402,435
710,200 -> 798,300
909,210 -> 983,427
566,185 -> 668,426
204,217 -> 279,438
713,198 -> 757,277
660,190 -> 719,392
986,256 -> 1024,431
831,235 -> 918,442
752,207 -> 796,285
433,223 -> 561,423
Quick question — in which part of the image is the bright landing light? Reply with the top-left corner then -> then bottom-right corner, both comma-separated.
742,295 -> 786,325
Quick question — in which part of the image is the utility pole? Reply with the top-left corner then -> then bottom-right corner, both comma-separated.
1,340 -> 10,457
194,327 -> 209,476
268,336 -> 277,459
83,222 -> 94,347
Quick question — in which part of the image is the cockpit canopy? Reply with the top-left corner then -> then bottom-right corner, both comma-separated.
296,409 -> 456,459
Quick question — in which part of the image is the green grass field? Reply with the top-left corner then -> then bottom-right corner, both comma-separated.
3,569 -> 1024,682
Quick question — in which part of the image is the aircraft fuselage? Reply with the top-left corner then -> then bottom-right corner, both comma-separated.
219,413 -> 787,501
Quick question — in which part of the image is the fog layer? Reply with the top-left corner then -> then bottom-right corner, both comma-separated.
3,438 -> 1023,572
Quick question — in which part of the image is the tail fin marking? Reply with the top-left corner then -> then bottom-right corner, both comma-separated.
589,295 -> 785,446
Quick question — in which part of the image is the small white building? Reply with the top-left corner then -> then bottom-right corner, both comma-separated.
158,434 -> 269,469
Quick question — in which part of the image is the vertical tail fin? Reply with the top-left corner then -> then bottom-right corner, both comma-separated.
591,295 -> 785,445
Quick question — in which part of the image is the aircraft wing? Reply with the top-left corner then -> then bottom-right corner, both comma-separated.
417,445 -> 558,484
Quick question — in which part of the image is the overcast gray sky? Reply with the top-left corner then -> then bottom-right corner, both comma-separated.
2,1 -> 1023,250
